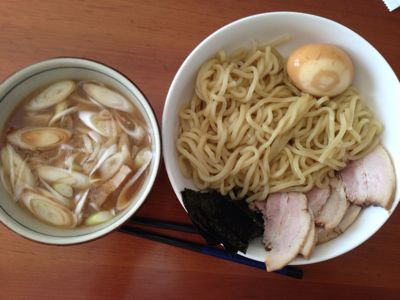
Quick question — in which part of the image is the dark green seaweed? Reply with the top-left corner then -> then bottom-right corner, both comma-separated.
181,189 -> 264,255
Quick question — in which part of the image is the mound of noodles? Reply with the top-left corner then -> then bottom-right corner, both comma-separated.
176,42 -> 382,202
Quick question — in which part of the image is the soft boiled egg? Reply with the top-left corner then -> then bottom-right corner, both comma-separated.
287,44 -> 354,97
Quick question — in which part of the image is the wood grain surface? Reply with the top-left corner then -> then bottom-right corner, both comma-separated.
0,1 -> 399,299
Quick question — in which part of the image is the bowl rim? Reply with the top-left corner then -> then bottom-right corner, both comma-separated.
162,11 -> 400,265
0,57 -> 161,245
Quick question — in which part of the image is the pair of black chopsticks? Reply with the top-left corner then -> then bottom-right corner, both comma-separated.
119,216 -> 303,279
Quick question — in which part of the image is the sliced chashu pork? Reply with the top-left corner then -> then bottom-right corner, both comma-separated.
306,186 -> 330,217
317,204 -> 362,244
315,177 -> 349,229
299,186 -> 330,258
299,222 -> 316,258
257,192 -> 312,271
336,204 -> 362,233
341,145 -> 395,210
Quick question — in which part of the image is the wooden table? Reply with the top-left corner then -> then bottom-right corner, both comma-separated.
1,1 -> 399,298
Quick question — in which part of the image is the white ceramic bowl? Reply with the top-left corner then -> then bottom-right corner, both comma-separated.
0,58 -> 161,244
162,12 -> 400,265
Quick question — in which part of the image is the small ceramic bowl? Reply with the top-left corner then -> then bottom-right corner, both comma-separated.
162,12 -> 400,265
0,57 -> 161,244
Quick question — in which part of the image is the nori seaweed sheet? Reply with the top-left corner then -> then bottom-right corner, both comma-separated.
181,189 -> 264,255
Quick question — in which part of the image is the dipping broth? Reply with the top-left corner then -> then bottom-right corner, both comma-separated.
0,80 -> 152,228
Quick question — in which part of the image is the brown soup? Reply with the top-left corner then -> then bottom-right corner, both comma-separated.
0,80 -> 152,228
